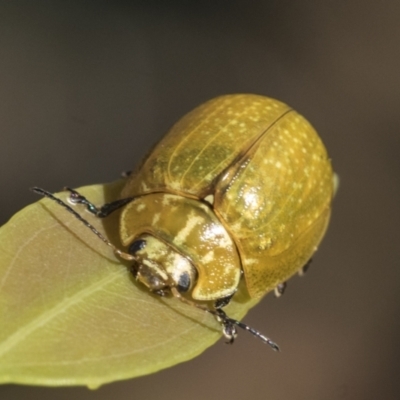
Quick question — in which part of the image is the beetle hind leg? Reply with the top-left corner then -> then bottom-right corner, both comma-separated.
274,282 -> 287,298
298,258 -> 313,276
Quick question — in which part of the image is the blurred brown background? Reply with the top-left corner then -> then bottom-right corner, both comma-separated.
1,1 -> 399,399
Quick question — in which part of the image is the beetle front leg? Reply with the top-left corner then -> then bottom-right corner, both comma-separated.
212,309 -> 279,350
64,187 -> 133,218
214,292 -> 236,309
214,309 -> 238,344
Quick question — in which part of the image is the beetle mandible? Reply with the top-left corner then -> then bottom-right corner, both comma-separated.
33,94 -> 334,349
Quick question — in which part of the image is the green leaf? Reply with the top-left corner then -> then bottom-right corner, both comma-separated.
0,181 -> 260,388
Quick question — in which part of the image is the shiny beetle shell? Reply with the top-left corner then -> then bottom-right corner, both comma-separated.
120,94 -> 334,301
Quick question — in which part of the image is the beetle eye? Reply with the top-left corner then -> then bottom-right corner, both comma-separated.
176,272 -> 191,293
128,239 -> 146,255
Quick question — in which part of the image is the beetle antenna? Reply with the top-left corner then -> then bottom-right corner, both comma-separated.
31,187 -> 134,261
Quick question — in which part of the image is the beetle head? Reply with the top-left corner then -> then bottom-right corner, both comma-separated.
128,234 -> 197,296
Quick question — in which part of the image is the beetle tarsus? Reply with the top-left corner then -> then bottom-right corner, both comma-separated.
214,309 -> 237,344
222,323 -> 237,344
274,282 -> 287,298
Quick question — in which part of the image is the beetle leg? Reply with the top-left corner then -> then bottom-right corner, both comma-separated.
169,288 -> 279,350
64,187 -> 133,217
216,312 -> 237,344
214,292 -> 236,309
169,288 -> 235,340
120,170 -> 132,178
298,258 -> 313,276
274,282 -> 287,298
213,309 -> 280,351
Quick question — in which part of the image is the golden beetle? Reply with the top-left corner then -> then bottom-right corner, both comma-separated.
33,94 -> 334,349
